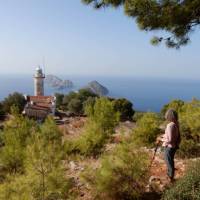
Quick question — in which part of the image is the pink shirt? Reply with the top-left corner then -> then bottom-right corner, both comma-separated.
161,122 -> 179,148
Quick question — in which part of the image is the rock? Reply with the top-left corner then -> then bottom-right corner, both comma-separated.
84,81 -> 109,96
69,161 -> 77,171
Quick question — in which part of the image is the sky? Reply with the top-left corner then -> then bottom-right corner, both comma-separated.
0,0 -> 199,79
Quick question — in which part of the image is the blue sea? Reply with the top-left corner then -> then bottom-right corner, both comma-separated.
1,74 -> 200,112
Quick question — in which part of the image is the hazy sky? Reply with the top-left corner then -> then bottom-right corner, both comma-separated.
0,0 -> 199,79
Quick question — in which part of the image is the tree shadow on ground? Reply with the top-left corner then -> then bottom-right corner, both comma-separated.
141,192 -> 162,200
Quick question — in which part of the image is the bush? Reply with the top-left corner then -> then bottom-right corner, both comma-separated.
179,100 -> 200,142
62,91 -> 77,107
175,99 -> 200,158
0,103 -> 5,117
81,142 -> 149,200
161,99 -> 185,115
0,114 -> 36,174
177,139 -> 200,158
162,159 -> 200,200
67,98 -> 83,115
133,111 -> 145,122
0,136 -> 74,200
1,92 -> 26,114
0,115 -> 75,200
54,93 -> 64,110
132,112 -> 162,147
65,97 -> 119,156
62,89 -> 98,115
112,98 -> 135,121
39,116 -> 63,147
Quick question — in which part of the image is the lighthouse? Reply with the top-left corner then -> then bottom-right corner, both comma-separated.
34,66 -> 45,96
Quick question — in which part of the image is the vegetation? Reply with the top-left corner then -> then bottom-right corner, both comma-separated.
0,115 -> 75,200
82,0 -> 200,48
161,99 -> 185,115
133,111 -> 145,122
162,159 -> 200,200
65,97 -> 120,156
112,98 -> 135,121
82,142 -> 149,199
55,90 -> 135,121
132,112 -> 161,147
0,103 -> 5,117
177,99 -> 200,158
1,92 -> 26,114
1,92 -> 200,199
54,93 -> 64,110
0,112 -> 36,174
57,89 -> 98,115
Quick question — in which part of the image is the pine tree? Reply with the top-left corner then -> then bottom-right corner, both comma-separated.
82,0 -> 200,48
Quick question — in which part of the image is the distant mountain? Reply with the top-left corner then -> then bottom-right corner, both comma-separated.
85,81 -> 109,96
45,75 -> 73,90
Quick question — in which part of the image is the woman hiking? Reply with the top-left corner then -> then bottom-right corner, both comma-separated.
157,109 -> 181,182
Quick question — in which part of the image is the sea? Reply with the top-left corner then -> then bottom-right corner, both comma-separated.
1,74 -> 200,112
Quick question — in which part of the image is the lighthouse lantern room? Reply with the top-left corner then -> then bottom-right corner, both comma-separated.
34,66 -> 45,96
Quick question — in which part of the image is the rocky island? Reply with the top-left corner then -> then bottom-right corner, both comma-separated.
45,75 -> 73,90
84,80 -> 109,96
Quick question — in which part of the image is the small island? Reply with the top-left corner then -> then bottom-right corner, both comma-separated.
84,80 -> 109,96
45,75 -> 73,90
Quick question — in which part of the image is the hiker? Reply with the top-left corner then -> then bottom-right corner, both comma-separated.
156,109 -> 181,182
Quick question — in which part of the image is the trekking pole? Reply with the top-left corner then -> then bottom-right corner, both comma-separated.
149,143 -> 160,169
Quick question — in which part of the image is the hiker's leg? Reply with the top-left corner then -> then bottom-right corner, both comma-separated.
171,148 -> 177,178
164,147 -> 174,178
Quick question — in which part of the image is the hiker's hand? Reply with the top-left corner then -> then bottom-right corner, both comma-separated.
155,140 -> 160,145
156,136 -> 162,144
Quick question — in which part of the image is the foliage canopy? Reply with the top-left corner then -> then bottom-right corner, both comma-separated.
82,0 -> 200,48
1,92 -> 26,114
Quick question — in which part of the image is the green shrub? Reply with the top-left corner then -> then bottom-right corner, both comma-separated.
0,103 -> 5,117
74,123 -> 110,156
175,99 -> 200,158
0,115 -> 36,174
62,89 -> 98,115
133,111 -> 145,122
161,99 -> 185,115
65,97 -> 119,156
0,115 -> 75,200
1,92 -> 26,114
40,116 -> 62,145
162,159 -> 200,200
81,142 -> 149,200
54,93 -> 64,110
179,100 -> 200,142
177,139 -> 200,158
0,136 -> 74,200
84,97 -> 119,132
67,98 -> 83,115
112,98 -> 135,121
132,112 -> 162,147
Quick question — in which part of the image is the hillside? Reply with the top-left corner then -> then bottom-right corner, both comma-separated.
57,117 -> 187,200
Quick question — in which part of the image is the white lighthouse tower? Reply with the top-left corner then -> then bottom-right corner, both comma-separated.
34,66 -> 45,96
